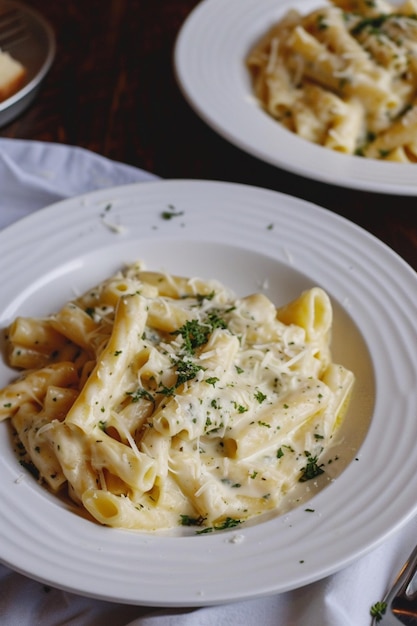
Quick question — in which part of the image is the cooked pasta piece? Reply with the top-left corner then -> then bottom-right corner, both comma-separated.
364,103 -> 417,158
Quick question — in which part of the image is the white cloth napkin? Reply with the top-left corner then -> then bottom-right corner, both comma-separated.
0,138 -> 159,229
0,137 -> 416,626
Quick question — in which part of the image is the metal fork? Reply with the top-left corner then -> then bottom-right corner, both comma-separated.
372,544 -> 417,625
0,5 -> 28,50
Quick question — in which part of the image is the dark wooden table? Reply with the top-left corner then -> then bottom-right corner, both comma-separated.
1,0 -> 416,271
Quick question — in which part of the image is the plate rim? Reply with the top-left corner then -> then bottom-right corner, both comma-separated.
1,178 -> 417,606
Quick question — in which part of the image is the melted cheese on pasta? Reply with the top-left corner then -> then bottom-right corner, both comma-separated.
0,262 -> 354,532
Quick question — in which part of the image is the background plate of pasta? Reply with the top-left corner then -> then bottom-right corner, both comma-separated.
175,0 -> 417,193
1,179 -> 417,605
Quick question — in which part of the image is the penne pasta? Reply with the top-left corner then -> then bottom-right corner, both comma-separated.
246,0 -> 417,160
0,262 -> 354,532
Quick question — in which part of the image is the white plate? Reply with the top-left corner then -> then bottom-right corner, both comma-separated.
174,0 -> 417,194
1,179 -> 417,606
0,1 -> 55,128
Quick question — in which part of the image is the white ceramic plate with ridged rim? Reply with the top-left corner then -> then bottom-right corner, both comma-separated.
174,0 -> 417,194
0,179 -> 417,606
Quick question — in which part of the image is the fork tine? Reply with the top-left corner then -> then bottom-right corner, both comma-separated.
395,545 -> 417,596
390,544 -> 417,623
0,8 -> 28,50
374,545 -> 417,624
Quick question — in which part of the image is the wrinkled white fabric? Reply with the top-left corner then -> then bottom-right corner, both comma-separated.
0,138 -> 158,228
0,138 -> 416,626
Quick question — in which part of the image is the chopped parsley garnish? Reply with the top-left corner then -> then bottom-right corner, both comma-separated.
232,401 -> 247,414
254,390 -> 267,403
196,517 -> 242,534
161,204 -> 184,220
221,478 -> 241,488
299,452 -> 325,482
157,384 -> 176,397
99,203 -> 112,218
179,514 -> 206,527
351,13 -> 415,35
195,291 -> 215,303
175,358 -> 204,386
316,13 -> 328,30
156,358 -> 204,397
127,388 -> 155,404
171,312 -> 227,354
171,319 -> 211,353
370,601 -> 387,622
206,310 -> 227,330
257,420 -> 271,428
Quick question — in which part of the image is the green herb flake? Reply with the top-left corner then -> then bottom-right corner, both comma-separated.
317,13 -> 328,30
175,358 -> 204,386
99,203 -> 112,218
179,514 -> 206,527
299,452 -> 325,482
161,204 -> 184,220
127,388 -> 155,404
205,377 -> 219,387
171,319 -> 211,354
370,601 -> 387,622
196,517 -> 242,534
154,357 -> 205,398
206,310 -> 227,331
257,420 -> 271,428
195,291 -> 215,303
254,390 -> 267,403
